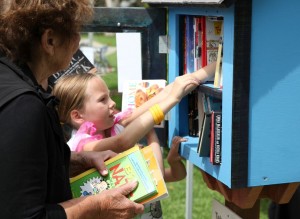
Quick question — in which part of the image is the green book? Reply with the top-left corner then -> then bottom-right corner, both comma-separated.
70,146 -> 158,203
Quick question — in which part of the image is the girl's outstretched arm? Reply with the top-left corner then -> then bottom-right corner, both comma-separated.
84,63 -> 215,153
121,62 -> 216,126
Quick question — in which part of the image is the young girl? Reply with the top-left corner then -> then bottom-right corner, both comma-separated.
53,62 -> 216,154
53,63 -> 215,218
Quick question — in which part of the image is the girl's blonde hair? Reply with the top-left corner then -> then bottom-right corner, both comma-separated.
53,73 -> 99,126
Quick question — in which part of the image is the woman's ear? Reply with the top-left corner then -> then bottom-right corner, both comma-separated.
70,109 -> 85,126
41,29 -> 56,56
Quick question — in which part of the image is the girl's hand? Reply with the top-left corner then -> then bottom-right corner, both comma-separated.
167,136 -> 187,164
170,75 -> 200,103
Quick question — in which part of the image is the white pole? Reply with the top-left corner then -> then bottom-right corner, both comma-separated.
186,160 -> 193,219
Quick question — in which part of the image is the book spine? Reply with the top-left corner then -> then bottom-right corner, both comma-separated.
210,111 -> 215,163
183,16 -> 187,74
214,42 -> 223,88
213,111 -> 222,165
194,16 -> 202,71
185,15 -> 194,74
188,90 -> 199,137
200,16 -> 207,67
197,112 -> 211,157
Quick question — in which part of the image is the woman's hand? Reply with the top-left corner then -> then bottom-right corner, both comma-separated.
94,181 -> 145,218
61,181 -> 145,219
69,150 -> 117,177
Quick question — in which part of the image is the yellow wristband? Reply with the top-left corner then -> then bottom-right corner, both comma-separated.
149,104 -> 164,125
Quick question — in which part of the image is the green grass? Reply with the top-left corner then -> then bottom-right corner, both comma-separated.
81,32 -> 116,47
161,150 -> 271,219
82,33 -> 272,219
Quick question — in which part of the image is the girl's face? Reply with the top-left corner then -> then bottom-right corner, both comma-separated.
81,76 -> 116,132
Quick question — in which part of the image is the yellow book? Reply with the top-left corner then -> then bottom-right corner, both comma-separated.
140,146 -> 169,204
214,42 -> 223,88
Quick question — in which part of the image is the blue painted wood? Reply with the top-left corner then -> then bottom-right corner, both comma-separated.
168,6 -> 235,187
248,0 -> 300,186
168,0 -> 300,188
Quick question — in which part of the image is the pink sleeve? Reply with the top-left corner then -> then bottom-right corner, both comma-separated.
73,122 -> 103,152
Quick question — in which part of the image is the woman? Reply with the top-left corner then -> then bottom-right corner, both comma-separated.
0,1 -> 144,218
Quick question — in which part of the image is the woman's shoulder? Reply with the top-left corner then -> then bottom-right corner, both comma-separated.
2,92 -> 48,120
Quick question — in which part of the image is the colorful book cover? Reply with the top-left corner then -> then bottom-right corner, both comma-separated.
194,16 -> 202,71
70,146 -> 158,203
140,146 -> 169,204
121,80 -> 166,128
205,16 -> 223,66
48,48 -> 96,92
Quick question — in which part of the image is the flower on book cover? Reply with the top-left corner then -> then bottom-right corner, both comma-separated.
80,177 -> 110,197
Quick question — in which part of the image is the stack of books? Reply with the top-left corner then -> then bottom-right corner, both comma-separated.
70,145 -> 168,204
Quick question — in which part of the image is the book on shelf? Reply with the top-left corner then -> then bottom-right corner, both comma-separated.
122,80 -> 166,128
193,16 -> 202,71
184,15 -> 195,74
48,48 -> 96,92
206,95 -> 222,113
210,111 -> 222,165
197,92 -> 205,140
205,16 -> 223,65
70,145 -> 158,203
200,16 -> 207,69
201,16 -> 223,82
197,112 -> 212,157
140,146 -> 169,204
188,90 -> 199,137
214,42 -> 223,88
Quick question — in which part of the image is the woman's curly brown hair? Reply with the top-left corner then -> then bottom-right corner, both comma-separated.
0,0 -> 94,64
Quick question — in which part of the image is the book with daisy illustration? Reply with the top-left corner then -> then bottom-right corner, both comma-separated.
70,145 -> 158,203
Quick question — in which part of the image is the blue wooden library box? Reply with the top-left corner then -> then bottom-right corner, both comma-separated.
142,0 -> 300,206
86,0 -> 300,213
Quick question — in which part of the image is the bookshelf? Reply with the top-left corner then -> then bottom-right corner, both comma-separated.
85,2 -> 300,217
147,0 -> 300,189
143,0 -> 300,215
166,4 -> 245,189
